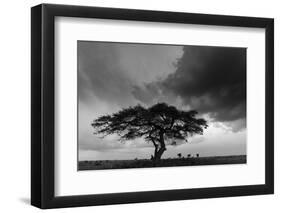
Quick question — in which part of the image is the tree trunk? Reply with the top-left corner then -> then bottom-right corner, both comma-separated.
153,147 -> 166,165
152,131 -> 166,166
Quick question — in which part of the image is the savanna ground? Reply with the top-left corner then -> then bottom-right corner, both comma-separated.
78,155 -> 246,171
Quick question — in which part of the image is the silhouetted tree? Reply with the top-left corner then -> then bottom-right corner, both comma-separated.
92,103 -> 208,165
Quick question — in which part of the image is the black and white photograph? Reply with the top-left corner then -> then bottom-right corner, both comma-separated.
29,2 -> 274,209
78,41 -> 247,170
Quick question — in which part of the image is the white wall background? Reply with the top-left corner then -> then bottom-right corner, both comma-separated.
0,0 -> 279,212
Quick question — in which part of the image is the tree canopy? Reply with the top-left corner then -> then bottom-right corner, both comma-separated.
92,103 -> 208,164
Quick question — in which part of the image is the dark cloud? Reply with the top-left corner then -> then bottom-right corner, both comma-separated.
78,41 -> 182,108
132,45 -> 246,128
131,83 -> 160,105
78,41 -> 136,107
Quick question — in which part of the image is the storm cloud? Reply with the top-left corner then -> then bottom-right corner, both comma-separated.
78,41 -> 136,108
133,46 -> 246,128
78,41 -> 182,107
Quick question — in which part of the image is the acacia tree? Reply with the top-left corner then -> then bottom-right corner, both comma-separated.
92,103 -> 208,165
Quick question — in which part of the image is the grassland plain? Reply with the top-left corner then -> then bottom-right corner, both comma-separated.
78,155 -> 246,171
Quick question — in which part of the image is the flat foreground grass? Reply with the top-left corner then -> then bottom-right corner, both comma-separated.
78,155 -> 246,171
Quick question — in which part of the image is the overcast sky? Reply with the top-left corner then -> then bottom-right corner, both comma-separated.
78,41 -> 246,161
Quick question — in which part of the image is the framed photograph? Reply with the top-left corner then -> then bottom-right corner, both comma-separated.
31,4 -> 274,209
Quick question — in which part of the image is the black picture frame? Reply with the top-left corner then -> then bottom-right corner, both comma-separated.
31,3 -> 274,209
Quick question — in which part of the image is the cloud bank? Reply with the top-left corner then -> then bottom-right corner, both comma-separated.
133,45 -> 246,130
